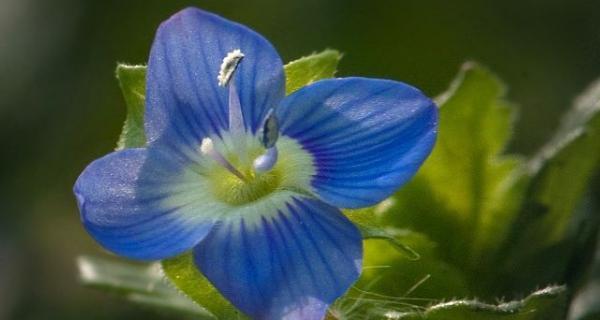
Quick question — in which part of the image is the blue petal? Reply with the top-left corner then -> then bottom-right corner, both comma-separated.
194,196 -> 362,320
74,148 -> 220,260
277,78 -> 437,208
145,7 -> 285,153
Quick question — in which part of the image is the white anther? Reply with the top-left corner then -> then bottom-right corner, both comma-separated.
200,137 -> 216,155
217,49 -> 245,87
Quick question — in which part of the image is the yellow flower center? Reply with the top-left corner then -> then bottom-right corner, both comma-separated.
203,135 -> 315,207
210,165 -> 282,206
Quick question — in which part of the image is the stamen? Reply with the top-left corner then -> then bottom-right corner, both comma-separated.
253,110 -> 280,173
253,147 -> 278,173
217,49 -> 244,87
200,138 -> 247,181
218,49 -> 248,162
259,109 -> 279,148
228,80 -> 246,139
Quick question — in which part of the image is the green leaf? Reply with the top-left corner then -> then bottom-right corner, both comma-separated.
497,76 -> 600,293
516,77 -> 600,246
354,229 -> 471,304
345,206 -> 420,260
359,226 -> 421,261
161,254 -> 245,320
569,235 -> 600,320
382,286 -> 567,320
382,62 -> 525,275
284,49 -> 342,95
76,255 -> 213,318
115,64 -> 147,149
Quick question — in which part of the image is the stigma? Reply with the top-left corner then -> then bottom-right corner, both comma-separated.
253,109 -> 279,172
200,138 -> 247,181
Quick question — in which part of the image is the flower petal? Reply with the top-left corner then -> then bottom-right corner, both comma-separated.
74,148 -> 228,260
277,77 -> 437,208
145,7 -> 285,152
194,196 -> 362,319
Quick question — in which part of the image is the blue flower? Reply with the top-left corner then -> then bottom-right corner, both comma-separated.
74,7 -> 437,320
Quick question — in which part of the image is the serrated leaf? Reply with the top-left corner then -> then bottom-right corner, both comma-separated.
76,255 -> 212,318
161,254 -> 244,320
381,286 -> 566,320
284,49 -> 342,94
115,64 -> 147,149
382,62 -> 525,275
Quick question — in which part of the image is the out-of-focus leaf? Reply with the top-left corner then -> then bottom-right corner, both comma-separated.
568,233 -> 600,320
382,62 -> 525,277
498,77 -> 600,293
513,77 -> 600,247
379,286 -> 566,320
284,49 -> 342,94
161,254 -> 244,320
76,255 -> 212,318
115,64 -> 146,149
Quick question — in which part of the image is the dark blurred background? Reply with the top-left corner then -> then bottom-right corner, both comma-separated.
1,0 -> 599,319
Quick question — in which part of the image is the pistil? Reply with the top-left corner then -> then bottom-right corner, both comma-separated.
219,49 -> 248,162
200,138 -> 247,182
253,109 -> 280,173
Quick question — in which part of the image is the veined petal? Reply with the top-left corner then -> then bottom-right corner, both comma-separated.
277,78 -> 437,208
194,195 -> 362,320
74,148 -> 229,260
145,7 -> 285,152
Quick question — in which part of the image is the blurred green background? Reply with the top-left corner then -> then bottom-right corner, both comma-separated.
1,0 -> 599,319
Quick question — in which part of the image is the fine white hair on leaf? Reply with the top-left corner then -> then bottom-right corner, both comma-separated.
218,49 -> 245,86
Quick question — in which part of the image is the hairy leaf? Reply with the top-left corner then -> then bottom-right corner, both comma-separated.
284,49 -> 342,94
161,254 -> 243,319
385,286 -> 567,320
